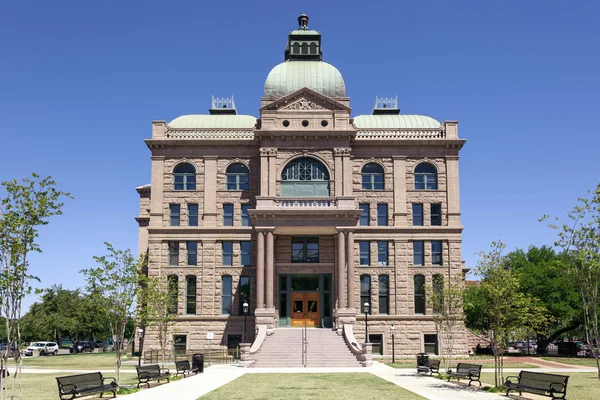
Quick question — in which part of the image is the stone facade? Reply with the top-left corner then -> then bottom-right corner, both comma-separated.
136,16 -> 468,359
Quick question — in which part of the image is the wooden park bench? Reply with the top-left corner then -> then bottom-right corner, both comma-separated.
505,370 -> 569,399
446,362 -> 482,386
135,364 -> 170,388
416,359 -> 440,375
56,372 -> 117,400
175,360 -> 200,377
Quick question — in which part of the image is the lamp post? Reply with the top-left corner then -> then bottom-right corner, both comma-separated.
242,301 -> 249,343
391,324 -> 396,364
364,302 -> 370,343
137,328 -> 144,367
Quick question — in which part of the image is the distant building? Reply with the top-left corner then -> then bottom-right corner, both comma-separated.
136,15 -> 468,364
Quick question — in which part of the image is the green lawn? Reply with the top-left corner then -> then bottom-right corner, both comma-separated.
2,373 -> 140,400
199,373 -> 426,400
541,357 -> 600,368
480,372 -> 600,400
388,361 -> 538,369
9,352 -> 137,370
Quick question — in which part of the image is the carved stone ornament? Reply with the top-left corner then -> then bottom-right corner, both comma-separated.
260,147 -> 278,156
277,96 -> 325,111
333,148 -> 352,156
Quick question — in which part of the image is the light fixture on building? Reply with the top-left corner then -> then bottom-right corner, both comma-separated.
242,301 -> 249,343
364,302 -> 370,343
391,324 -> 396,363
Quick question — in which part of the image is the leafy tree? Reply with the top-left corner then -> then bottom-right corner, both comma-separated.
543,183 -> 600,379
81,243 -> 141,384
0,174 -> 71,399
20,286 -> 107,352
426,273 -> 465,371
137,272 -> 178,368
472,241 -> 547,387
505,246 -> 582,354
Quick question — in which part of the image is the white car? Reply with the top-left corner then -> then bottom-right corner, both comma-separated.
24,341 -> 59,356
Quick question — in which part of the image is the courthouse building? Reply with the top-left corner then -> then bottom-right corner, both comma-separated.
136,15 -> 468,364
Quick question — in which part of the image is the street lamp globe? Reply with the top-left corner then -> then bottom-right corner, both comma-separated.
363,302 -> 370,314
242,302 -> 249,315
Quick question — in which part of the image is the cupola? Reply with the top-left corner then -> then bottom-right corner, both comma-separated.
284,14 -> 322,61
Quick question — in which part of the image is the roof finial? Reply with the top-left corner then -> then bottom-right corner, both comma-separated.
298,14 -> 309,30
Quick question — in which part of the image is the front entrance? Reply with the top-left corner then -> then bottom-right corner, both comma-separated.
291,292 -> 319,327
279,274 -> 332,328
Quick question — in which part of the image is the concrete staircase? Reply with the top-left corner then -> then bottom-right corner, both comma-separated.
252,328 -> 361,368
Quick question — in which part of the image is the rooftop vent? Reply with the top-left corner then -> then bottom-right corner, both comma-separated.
372,96 -> 400,115
209,96 -> 237,115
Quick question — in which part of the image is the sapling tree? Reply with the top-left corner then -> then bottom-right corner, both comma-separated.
542,183 -> 600,379
426,273 -> 465,371
81,243 -> 141,384
0,174 -> 71,400
137,269 -> 178,369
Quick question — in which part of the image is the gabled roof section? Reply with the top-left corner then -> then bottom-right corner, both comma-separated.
260,87 -> 351,112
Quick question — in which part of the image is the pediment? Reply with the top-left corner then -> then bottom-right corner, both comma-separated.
260,87 -> 351,112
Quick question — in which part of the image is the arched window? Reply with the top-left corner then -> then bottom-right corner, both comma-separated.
301,43 -> 308,54
414,162 -> 437,190
361,163 -> 384,190
414,275 -> 425,315
226,163 -> 249,191
309,43 -> 317,55
173,163 -> 196,190
292,42 -> 300,54
281,157 -> 330,197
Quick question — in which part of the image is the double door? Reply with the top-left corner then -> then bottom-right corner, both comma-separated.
291,292 -> 319,327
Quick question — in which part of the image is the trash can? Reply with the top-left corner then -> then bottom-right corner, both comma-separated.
192,353 -> 204,373
416,352 -> 429,369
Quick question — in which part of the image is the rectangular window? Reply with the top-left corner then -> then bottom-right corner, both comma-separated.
433,274 -> 444,315
241,204 -> 251,226
239,276 -> 250,316
241,241 -> 251,267
223,204 -> 234,226
188,204 -> 198,226
222,275 -> 232,315
222,241 -> 233,266
170,204 -> 180,227
360,275 -> 371,314
185,276 -> 196,315
413,241 -> 424,266
424,334 -> 439,355
378,275 -> 389,315
377,241 -> 388,266
173,334 -> 186,355
377,204 -> 388,226
359,241 -> 370,266
291,237 -> 319,263
168,275 -> 178,314
168,242 -> 179,266
187,241 -> 197,266
359,204 -> 370,226
412,204 -> 423,226
414,275 -> 425,315
431,203 -> 442,226
432,241 -> 442,265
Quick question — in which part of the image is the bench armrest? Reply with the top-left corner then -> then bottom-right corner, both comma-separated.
161,368 -> 170,374
549,382 -> 566,392
504,376 -> 518,383
138,371 -> 150,379
103,376 -> 117,384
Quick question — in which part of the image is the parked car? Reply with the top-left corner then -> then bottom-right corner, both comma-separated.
69,341 -> 96,353
24,341 -> 59,356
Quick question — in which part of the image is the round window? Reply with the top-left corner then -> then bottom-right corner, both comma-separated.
302,120 -> 309,127
282,120 -> 290,127
321,120 -> 328,127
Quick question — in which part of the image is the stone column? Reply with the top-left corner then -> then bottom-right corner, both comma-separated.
393,156 -> 407,226
346,230 -> 355,310
268,149 -> 277,197
342,149 -> 353,196
265,230 -> 274,309
203,156 -> 218,226
446,156 -> 461,226
337,231 -> 346,310
256,231 -> 265,309
149,156 -> 165,228
259,149 -> 269,196
334,151 -> 343,197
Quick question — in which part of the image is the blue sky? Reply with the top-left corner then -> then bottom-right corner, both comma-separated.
1,1 -> 599,310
